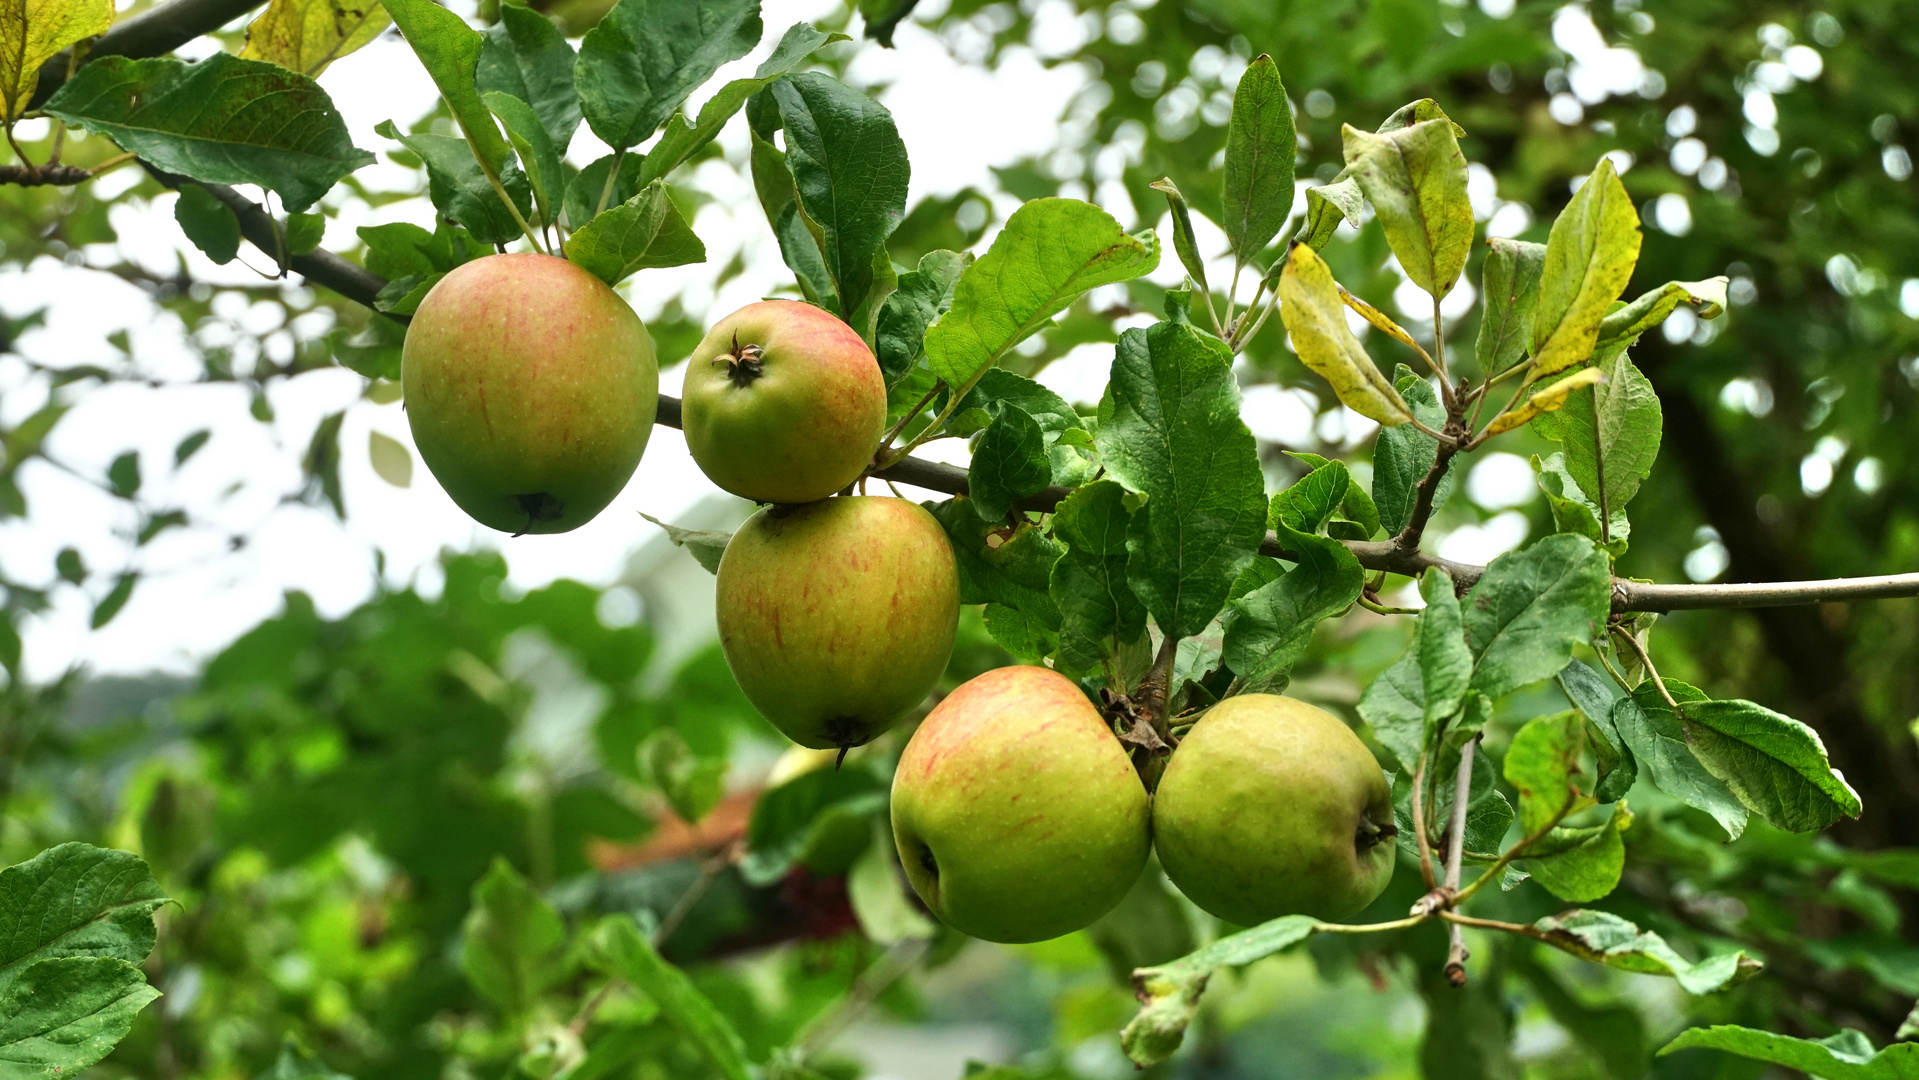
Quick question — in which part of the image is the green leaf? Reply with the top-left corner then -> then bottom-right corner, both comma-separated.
638,512 -> 729,574
924,198 -> 1157,389
638,728 -> 727,823
262,1037 -> 353,1080
1658,1025 -> 1917,1077
563,150 -> 644,232
968,402 -> 1050,521
378,120 -> 533,247
1532,452 -> 1628,555
483,91 -> 562,228
476,3 -> 579,151
1121,916 -> 1318,1067
1680,698 -> 1863,832
91,573 -> 136,629
1292,177 -> 1361,251
1220,54 -> 1295,259
1522,804 -> 1628,902
1539,913 -> 1761,994
1372,366 -> 1454,536
563,180 -> 706,286
240,0 -> 389,78
1418,569 -> 1472,727
769,72 -> 910,318
0,0 -> 112,122
1359,648 -> 1426,771
1554,660 -> 1635,802
1221,528 -> 1362,691
356,219 -> 472,280
594,917 -> 753,1080
641,23 -> 848,187
54,547 -> 85,584
0,843 -> 169,998
1462,533 -> 1612,700
749,131 -> 837,309
0,957 -> 161,1077
367,429 -> 411,488
1622,679 -> 1748,840
1049,480 -> 1147,677
1277,243 -> 1411,426
381,0 -> 514,177
577,0 -> 761,150
740,765 -> 887,885
953,369 -> 1092,485
1474,238 -> 1546,375
1532,347 -> 1662,513
173,429 -> 211,468
285,211 -> 325,256
1150,177 -> 1210,304
1341,118 -> 1473,298
174,184 -> 242,264
106,451 -> 139,497
43,53 -> 373,212
1530,158 -> 1642,376
846,823 -> 935,945
877,249 -> 969,384
1504,710 -> 1590,835
1268,459 -> 1348,534
1596,277 -> 1728,351
929,499 -> 1064,661
460,858 -> 567,1017
1097,322 -> 1268,638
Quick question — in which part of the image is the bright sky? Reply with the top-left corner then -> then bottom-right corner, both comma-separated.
0,0 -> 1665,683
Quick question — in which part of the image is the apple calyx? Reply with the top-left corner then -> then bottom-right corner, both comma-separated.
1355,816 -> 1398,851
713,332 -> 767,389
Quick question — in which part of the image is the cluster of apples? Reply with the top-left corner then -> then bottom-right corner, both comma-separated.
400,254 -> 1398,947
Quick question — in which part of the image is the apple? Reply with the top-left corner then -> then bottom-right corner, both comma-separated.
1152,694 -> 1396,924
681,300 -> 886,505
403,253 -> 657,534
891,665 -> 1152,944
715,496 -> 958,751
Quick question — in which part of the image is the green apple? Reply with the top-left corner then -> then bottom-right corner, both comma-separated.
681,300 -> 886,505
403,253 -> 657,534
891,665 -> 1152,943
1153,694 -> 1396,924
715,496 -> 958,750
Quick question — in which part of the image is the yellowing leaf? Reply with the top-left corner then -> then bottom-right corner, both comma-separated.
1,0 -> 113,121
1277,244 -> 1411,426
1531,158 -> 1642,376
241,0 -> 390,77
368,429 -> 412,487
1484,367 -> 1605,437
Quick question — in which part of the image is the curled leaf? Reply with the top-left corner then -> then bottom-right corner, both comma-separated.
1483,367 -> 1605,438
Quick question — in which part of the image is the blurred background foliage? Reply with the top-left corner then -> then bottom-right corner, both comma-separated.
4,0 -> 1919,1077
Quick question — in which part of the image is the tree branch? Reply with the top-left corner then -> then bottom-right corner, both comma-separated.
28,0 -> 269,112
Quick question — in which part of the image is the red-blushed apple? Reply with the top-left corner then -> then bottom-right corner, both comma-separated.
1153,694 -> 1396,924
403,253 -> 657,534
891,665 -> 1152,943
715,496 -> 958,751
681,300 -> 886,505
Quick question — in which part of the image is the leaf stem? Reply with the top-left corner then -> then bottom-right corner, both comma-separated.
874,383 -> 945,460
1610,623 -> 1679,713
1430,294 -> 1455,409
1410,751 -> 1438,890
596,148 -> 626,218
1451,789 -> 1578,907
1313,913 -> 1430,934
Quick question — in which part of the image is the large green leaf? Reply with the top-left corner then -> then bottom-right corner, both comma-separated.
382,0 -> 514,177
377,120 -> 532,246
749,131 -> 837,309
563,180 -> 706,285
1121,916 -> 1319,1067
1221,527 -> 1361,690
174,184 -> 242,264
1276,243 -> 1410,425
1473,238 -> 1546,375
769,71 -> 910,318
955,369 -> 1094,487
240,0 -> 390,78
576,0 -> 761,150
1539,913 -> 1761,993
877,249 -> 969,383
1532,347 -> 1662,513
483,91 -> 561,227
1372,366 -> 1454,536
1097,322 -> 1267,639
475,3 -> 579,151
595,917 -> 753,1080
1220,53 -> 1295,259
1503,710 -> 1589,835
0,957 -> 160,1078
739,764 -> 887,885
1681,698 -> 1863,832
0,843 -> 168,998
1660,1026 -> 1917,1078
42,53 -> 372,212
1462,534 -> 1611,700
1341,117 -> 1473,298
1417,569 -> 1472,728
924,198 -> 1158,389
1619,679 -> 1748,839
1359,647 -> 1425,771
460,858 -> 566,1017
0,0 -> 111,121
1523,806 -> 1628,902
968,402 -> 1050,521
1530,158 -> 1641,376
1049,480 -> 1146,678
639,23 -> 846,186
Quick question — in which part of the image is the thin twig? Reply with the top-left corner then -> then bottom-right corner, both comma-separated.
1410,751 -> 1437,890
1611,623 -> 1679,713
1452,788 -> 1579,907
1440,736 -> 1478,986
792,938 -> 929,1059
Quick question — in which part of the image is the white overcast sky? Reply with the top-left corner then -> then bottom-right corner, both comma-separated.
0,0 -> 1677,682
